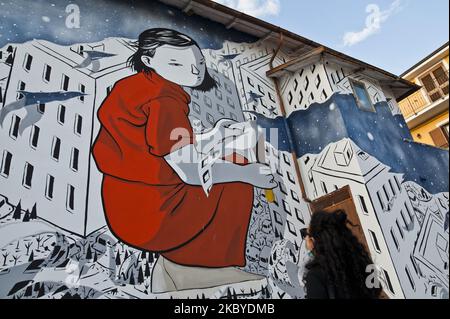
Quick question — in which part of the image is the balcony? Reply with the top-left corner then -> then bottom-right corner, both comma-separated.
399,70 -> 449,128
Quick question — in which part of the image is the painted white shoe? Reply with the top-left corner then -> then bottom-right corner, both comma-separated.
151,256 -> 266,294
150,256 -> 177,294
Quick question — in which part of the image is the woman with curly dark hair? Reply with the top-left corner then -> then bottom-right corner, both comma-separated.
301,210 -> 382,299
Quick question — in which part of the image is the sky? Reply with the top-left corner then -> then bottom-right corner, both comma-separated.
214,0 -> 450,75
0,0 -> 448,76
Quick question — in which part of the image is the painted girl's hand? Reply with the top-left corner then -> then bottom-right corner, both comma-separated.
244,163 -> 277,189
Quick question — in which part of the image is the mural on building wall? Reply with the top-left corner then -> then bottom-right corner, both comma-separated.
0,0 -> 448,300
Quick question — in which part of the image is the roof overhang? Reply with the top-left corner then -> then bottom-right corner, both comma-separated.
401,42 -> 449,79
158,0 -> 420,101
266,46 -> 421,101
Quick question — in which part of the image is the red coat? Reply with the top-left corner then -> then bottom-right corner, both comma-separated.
93,71 -> 254,268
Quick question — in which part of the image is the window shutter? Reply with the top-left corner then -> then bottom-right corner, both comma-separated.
429,127 -> 449,148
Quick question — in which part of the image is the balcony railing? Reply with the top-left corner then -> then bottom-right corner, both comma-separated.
399,70 -> 449,120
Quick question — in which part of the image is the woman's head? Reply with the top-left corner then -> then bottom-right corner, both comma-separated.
303,210 -> 381,299
128,28 -> 217,91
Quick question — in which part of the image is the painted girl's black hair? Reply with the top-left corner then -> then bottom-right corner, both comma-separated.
306,210 -> 382,299
127,28 -> 217,92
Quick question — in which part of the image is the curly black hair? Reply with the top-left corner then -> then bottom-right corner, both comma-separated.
306,210 -> 382,299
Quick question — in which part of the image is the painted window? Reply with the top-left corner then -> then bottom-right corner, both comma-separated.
350,79 -> 376,112
321,181 -> 328,194
0,150 -> 12,177
23,53 -> 33,71
43,64 -> 52,82
358,195 -> 369,215
22,162 -> 34,189
405,266 -> 416,291
17,81 -> 25,100
382,269 -> 395,295
70,147 -> 79,171
45,174 -> 55,200
74,114 -> 83,136
390,228 -> 399,251
51,137 -> 61,161
79,84 -> 86,102
9,115 -> 21,139
37,103 -> 45,114
29,125 -> 40,149
57,105 -> 66,124
368,229 -> 381,253
66,184 -> 75,212
61,74 -> 70,91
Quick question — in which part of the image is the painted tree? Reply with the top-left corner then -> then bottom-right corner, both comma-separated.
28,250 -> 34,262
137,266 -> 145,285
144,262 -> 151,278
115,250 -> 121,266
148,252 -> 154,264
35,235 -> 43,249
129,270 -> 135,285
12,201 -> 22,220
12,254 -> 19,266
22,210 -> 31,222
86,245 -> 93,260
2,251 -> 9,266
24,242 -> 33,255
30,204 -> 37,220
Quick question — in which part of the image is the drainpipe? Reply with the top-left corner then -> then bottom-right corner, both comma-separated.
269,33 -> 312,205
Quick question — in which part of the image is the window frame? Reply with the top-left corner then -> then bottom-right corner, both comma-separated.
350,79 -> 376,113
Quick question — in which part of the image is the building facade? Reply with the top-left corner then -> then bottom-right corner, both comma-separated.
0,0 -> 448,300
399,43 -> 449,148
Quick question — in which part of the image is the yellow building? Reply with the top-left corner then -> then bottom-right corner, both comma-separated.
399,42 -> 449,148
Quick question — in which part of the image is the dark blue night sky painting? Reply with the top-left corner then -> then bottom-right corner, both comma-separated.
0,0 -> 254,50
288,93 -> 449,194
249,93 -> 448,194
244,111 -> 294,154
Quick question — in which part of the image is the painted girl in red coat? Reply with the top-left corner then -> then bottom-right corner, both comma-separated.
92,28 -> 276,293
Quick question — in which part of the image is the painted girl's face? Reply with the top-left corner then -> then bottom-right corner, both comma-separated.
142,44 -> 206,87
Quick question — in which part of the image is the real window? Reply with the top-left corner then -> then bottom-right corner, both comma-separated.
51,137 -> 61,161
420,65 -> 449,102
57,105 -> 66,124
23,53 -> 33,71
45,174 -> 55,200
66,184 -> 75,212
74,114 -> 83,135
350,80 -> 375,112
9,115 -> 21,139
70,147 -> 79,171
0,150 -> 12,177
29,125 -> 40,149
43,64 -> 52,82
22,162 -> 34,189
